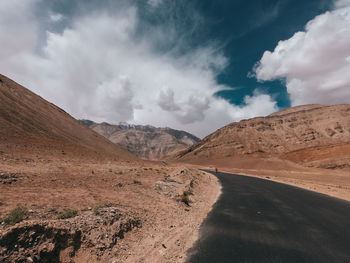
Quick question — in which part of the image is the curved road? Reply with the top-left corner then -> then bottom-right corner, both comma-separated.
187,170 -> 350,263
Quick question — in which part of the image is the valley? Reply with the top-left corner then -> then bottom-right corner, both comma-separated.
1,74 -> 350,262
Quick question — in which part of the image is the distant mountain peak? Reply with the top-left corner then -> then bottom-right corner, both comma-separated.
80,120 -> 200,160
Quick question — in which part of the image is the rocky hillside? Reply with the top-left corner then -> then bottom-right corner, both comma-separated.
81,120 -> 200,160
0,74 -> 136,161
175,104 -> 350,170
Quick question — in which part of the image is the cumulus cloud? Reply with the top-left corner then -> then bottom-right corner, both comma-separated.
0,0 -> 278,137
254,0 -> 350,106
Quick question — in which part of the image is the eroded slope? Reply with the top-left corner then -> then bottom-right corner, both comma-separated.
0,74 -> 135,161
176,104 -> 350,170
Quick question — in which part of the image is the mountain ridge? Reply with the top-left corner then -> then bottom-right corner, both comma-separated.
81,120 -> 200,160
0,74 -> 136,161
175,104 -> 350,170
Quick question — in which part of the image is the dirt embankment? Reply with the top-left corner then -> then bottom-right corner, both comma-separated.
0,158 -> 220,263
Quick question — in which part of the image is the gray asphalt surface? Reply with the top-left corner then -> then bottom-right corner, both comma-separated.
186,170 -> 350,263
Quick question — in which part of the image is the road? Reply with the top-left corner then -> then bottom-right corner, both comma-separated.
186,170 -> 350,263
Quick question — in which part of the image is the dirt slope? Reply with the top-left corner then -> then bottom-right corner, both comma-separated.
81,120 -> 200,160
0,74 -> 136,161
175,104 -> 350,170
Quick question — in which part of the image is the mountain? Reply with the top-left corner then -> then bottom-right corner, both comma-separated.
0,74 -> 136,161
175,104 -> 350,170
81,120 -> 200,160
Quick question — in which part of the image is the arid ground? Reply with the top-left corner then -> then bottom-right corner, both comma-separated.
0,156 -> 220,263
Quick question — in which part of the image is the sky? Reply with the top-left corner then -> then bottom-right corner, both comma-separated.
1,0 -> 349,137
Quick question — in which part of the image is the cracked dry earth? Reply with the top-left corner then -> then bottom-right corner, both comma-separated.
0,159 -> 220,263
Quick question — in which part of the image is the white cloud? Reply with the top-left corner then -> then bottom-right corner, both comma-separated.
254,0 -> 350,106
0,1 -> 278,138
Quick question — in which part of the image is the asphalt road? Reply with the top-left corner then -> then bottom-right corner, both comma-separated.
186,170 -> 350,263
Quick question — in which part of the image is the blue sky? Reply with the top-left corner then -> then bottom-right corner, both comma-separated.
1,0 -> 349,137
203,0 -> 332,108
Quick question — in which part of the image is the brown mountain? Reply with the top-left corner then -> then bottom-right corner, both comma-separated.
0,74 -> 136,161
175,104 -> 350,170
81,120 -> 200,160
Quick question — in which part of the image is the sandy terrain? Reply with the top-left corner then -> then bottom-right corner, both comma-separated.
0,156 -> 220,262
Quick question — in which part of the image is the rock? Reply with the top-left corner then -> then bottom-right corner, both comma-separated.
155,181 -> 177,197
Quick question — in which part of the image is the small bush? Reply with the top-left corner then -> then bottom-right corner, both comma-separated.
59,208 -> 78,219
93,206 -> 103,215
180,191 -> 191,206
1,206 -> 27,225
133,180 -> 142,185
